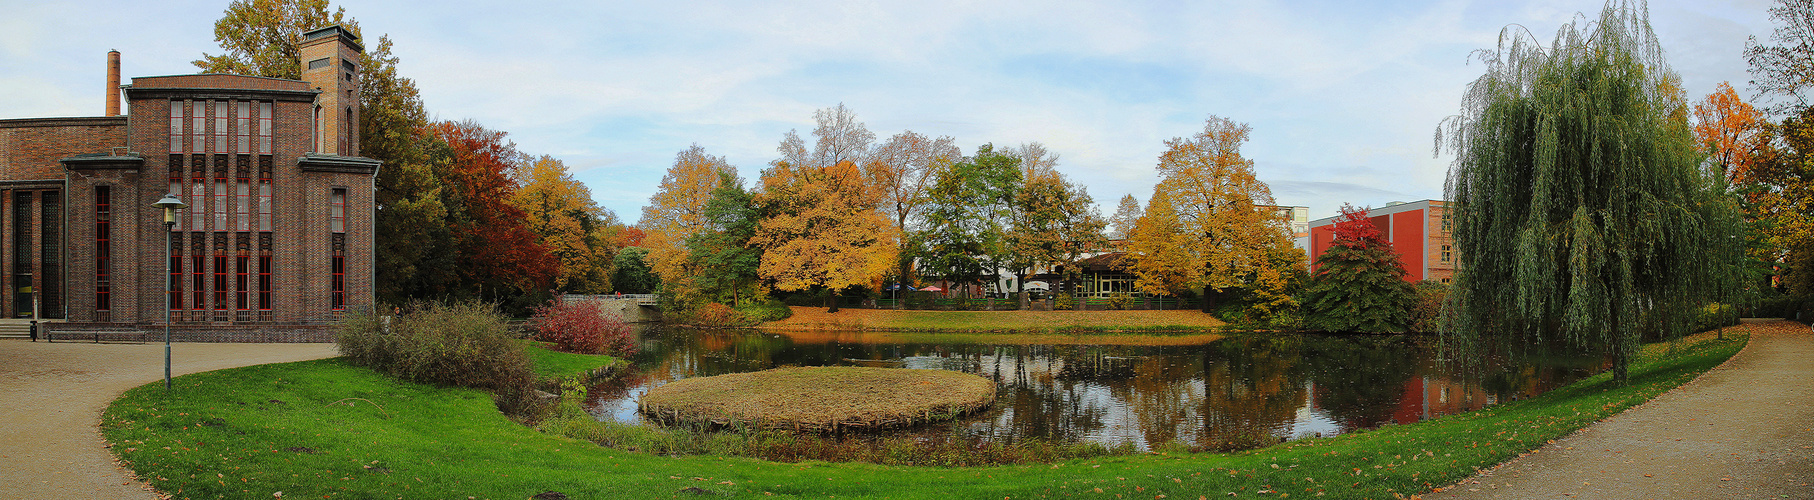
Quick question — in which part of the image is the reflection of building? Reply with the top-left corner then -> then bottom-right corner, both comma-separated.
1306,200 -> 1454,283
0,27 -> 377,339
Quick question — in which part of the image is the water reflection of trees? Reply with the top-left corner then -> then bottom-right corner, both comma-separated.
600,327 -> 1587,451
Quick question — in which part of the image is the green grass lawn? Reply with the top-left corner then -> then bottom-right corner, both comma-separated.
101,332 -> 1745,499
520,341 -> 621,378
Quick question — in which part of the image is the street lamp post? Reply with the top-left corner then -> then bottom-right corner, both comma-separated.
153,194 -> 187,390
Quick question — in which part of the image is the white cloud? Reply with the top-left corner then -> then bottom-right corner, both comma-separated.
0,0 -> 1779,224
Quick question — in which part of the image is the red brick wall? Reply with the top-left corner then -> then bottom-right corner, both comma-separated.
0,117 -> 126,181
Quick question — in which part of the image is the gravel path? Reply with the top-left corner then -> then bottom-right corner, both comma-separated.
1427,320 -> 1814,499
0,340 -> 337,500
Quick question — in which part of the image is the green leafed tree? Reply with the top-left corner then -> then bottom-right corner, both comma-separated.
1301,205 -> 1415,333
682,170 -> 764,307
611,247 -> 659,294
1437,0 -> 1746,383
917,143 -> 1022,298
194,0 -> 357,79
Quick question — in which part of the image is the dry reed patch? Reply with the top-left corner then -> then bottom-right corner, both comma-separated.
638,367 -> 995,432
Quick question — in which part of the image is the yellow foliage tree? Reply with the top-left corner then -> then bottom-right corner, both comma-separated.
1125,116 -> 1301,315
638,144 -> 735,293
509,155 -> 620,293
754,159 -> 896,313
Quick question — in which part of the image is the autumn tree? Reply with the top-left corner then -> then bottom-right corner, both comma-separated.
510,155 -> 621,294
754,160 -> 894,312
1122,192 -> 1196,298
431,120 -> 558,310
1005,167 -> 1106,300
195,0 -> 357,78
755,105 -> 894,312
918,144 -> 1021,299
638,145 -> 736,297
1300,205 -> 1415,333
1125,116 -> 1300,315
1747,108 -> 1814,297
1108,194 -> 1142,240
611,247 -> 659,294
864,130 -> 960,287
1439,2 -> 1745,383
1695,82 -> 1769,184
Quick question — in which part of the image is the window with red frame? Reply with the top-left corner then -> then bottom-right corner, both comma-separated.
213,254 -> 227,312
235,255 -> 249,312
95,186 -> 110,311
331,188 -> 346,310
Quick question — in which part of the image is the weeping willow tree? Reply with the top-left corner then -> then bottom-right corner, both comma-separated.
1437,1 -> 1746,384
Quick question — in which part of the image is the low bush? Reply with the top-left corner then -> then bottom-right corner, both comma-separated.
689,302 -> 743,327
736,298 -> 792,322
335,301 -> 545,417
528,297 -> 635,356
1105,292 -> 1133,310
1053,293 -> 1076,311
1408,280 -> 1450,332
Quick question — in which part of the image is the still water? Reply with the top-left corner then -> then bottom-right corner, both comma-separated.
586,327 -> 1591,451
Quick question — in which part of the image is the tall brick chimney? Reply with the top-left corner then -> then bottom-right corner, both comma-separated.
299,26 -> 363,156
106,50 -> 120,116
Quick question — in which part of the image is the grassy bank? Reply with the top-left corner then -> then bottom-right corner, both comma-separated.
102,328 -> 1748,499
760,306 -> 1228,333
521,341 -> 622,379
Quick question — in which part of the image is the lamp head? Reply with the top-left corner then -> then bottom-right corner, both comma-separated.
152,194 -> 187,225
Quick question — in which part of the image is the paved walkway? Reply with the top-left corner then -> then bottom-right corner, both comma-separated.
0,340 -> 337,500
1428,320 -> 1814,499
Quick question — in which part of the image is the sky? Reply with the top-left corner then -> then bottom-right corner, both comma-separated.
0,0 -> 1778,225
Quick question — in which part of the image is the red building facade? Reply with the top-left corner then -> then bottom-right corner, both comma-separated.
0,26 -> 377,341
1306,200 -> 1454,284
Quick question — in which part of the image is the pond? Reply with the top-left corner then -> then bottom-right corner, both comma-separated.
585,326 -> 1595,451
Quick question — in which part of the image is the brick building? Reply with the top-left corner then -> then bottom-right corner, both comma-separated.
1306,200 -> 1455,284
0,26 -> 377,341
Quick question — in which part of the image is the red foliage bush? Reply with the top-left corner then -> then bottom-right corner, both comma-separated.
528,298 -> 635,355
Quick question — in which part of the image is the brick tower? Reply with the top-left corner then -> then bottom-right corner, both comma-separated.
299,25 -> 361,156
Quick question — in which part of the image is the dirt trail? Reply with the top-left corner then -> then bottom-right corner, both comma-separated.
0,340 -> 337,500
1427,320 -> 1814,499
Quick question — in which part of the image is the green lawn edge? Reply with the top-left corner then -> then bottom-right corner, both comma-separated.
521,341 -> 622,379
100,333 -> 1744,499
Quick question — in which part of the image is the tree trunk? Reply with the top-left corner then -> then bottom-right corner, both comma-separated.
1612,341 -> 1629,385
827,291 -> 840,313
1201,285 -> 1216,313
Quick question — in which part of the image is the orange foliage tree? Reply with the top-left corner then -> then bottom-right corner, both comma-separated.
1694,82 -> 1768,184
637,145 -> 736,296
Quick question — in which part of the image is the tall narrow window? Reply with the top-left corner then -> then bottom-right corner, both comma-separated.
1441,244 -> 1453,263
168,102 -> 183,154
235,255 -> 249,313
331,188 -> 346,311
330,188 -> 346,233
213,169 -> 227,230
168,155 -> 183,232
235,101 -> 250,155
190,101 -> 206,154
258,101 -> 273,154
214,253 -> 227,313
191,252 -> 205,314
213,101 -> 228,152
169,234 -> 183,311
13,192 -> 29,318
258,233 -> 272,319
95,186 -> 110,312
236,174 -> 250,232
258,177 -> 272,231
190,163 -> 205,231
40,191 -> 61,319
343,106 -> 353,155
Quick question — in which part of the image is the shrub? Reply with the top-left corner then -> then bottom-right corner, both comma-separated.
528,297 -> 635,356
736,299 -> 792,323
690,302 -> 743,328
1054,293 -> 1075,311
1105,292 -> 1134,310
1408,280 -> 1450,332
335,301 -> 544,416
